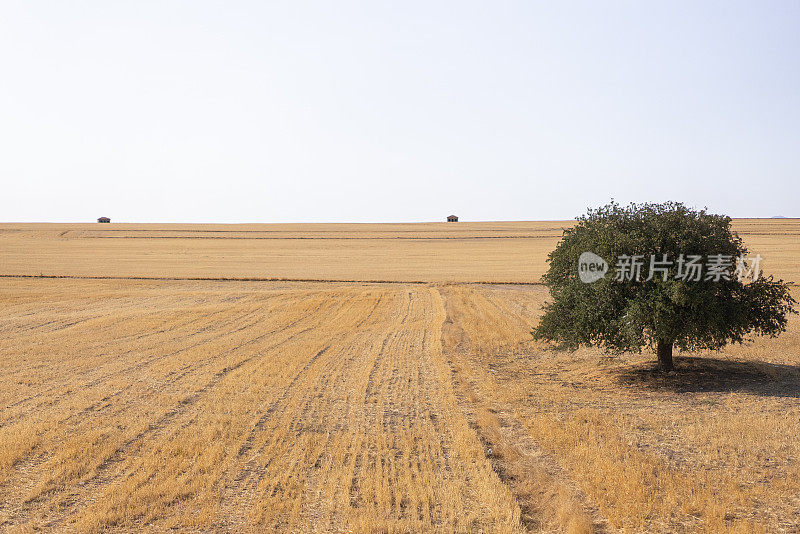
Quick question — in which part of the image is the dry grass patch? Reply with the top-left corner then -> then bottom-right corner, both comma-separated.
0,279 -> 522,532
439,284 -> 800,533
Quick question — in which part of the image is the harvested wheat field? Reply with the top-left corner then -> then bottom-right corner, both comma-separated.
0,220 -> 799,533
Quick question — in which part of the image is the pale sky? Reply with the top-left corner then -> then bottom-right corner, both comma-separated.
1,1 -> 798,223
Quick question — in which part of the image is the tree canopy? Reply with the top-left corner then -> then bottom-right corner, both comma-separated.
532,201 -> 796,372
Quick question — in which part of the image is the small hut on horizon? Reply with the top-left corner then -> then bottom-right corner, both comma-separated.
97,217 -> 111,223
446,215 -> 458,222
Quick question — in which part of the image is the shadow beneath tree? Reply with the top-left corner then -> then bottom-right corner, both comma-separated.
615,355 -> 800,398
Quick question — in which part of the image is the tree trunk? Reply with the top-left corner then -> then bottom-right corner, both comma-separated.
656,340 -> 674,373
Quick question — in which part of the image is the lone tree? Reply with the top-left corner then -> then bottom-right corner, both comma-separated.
533,201 -> 796,372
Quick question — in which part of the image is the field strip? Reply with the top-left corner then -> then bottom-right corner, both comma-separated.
0,274 -> 545,286
0,282 -> 528,532
4,278 -> 797,530
49,301 -> 346,528
210,287 -> 522,532
1,219 -> 797,286
0,293 -> 348,528
0,274 -> 433,284
0,299 -> 314,429
438,285 -> 609,533
69,235 -> 557,240
0,299 -> 278,421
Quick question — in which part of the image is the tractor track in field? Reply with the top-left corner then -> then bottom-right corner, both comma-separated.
2,284 -> 529,532
0,305 -> 267,424
5,298 -> 345,530
437,285 -> 614,533
217,292 -> 403,531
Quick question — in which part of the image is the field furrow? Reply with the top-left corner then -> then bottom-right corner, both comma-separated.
0,281 -> 523,533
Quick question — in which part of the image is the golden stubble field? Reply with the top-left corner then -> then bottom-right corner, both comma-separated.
0,220 -> 798,533
2,220 -> 798,283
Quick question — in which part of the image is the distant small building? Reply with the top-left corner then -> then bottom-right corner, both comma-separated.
447,215 -> 458,222
97,217 -> 111,223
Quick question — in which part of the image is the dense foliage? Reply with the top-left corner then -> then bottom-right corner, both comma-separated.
533,201 -> 796,371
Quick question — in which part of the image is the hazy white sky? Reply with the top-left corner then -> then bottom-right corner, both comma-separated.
1,1 -> 798,222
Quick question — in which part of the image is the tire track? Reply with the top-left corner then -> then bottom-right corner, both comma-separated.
436,285 -> 611,533
0,304 -> 263,422
7,296 -> 345,530
217,291 -> 404,530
